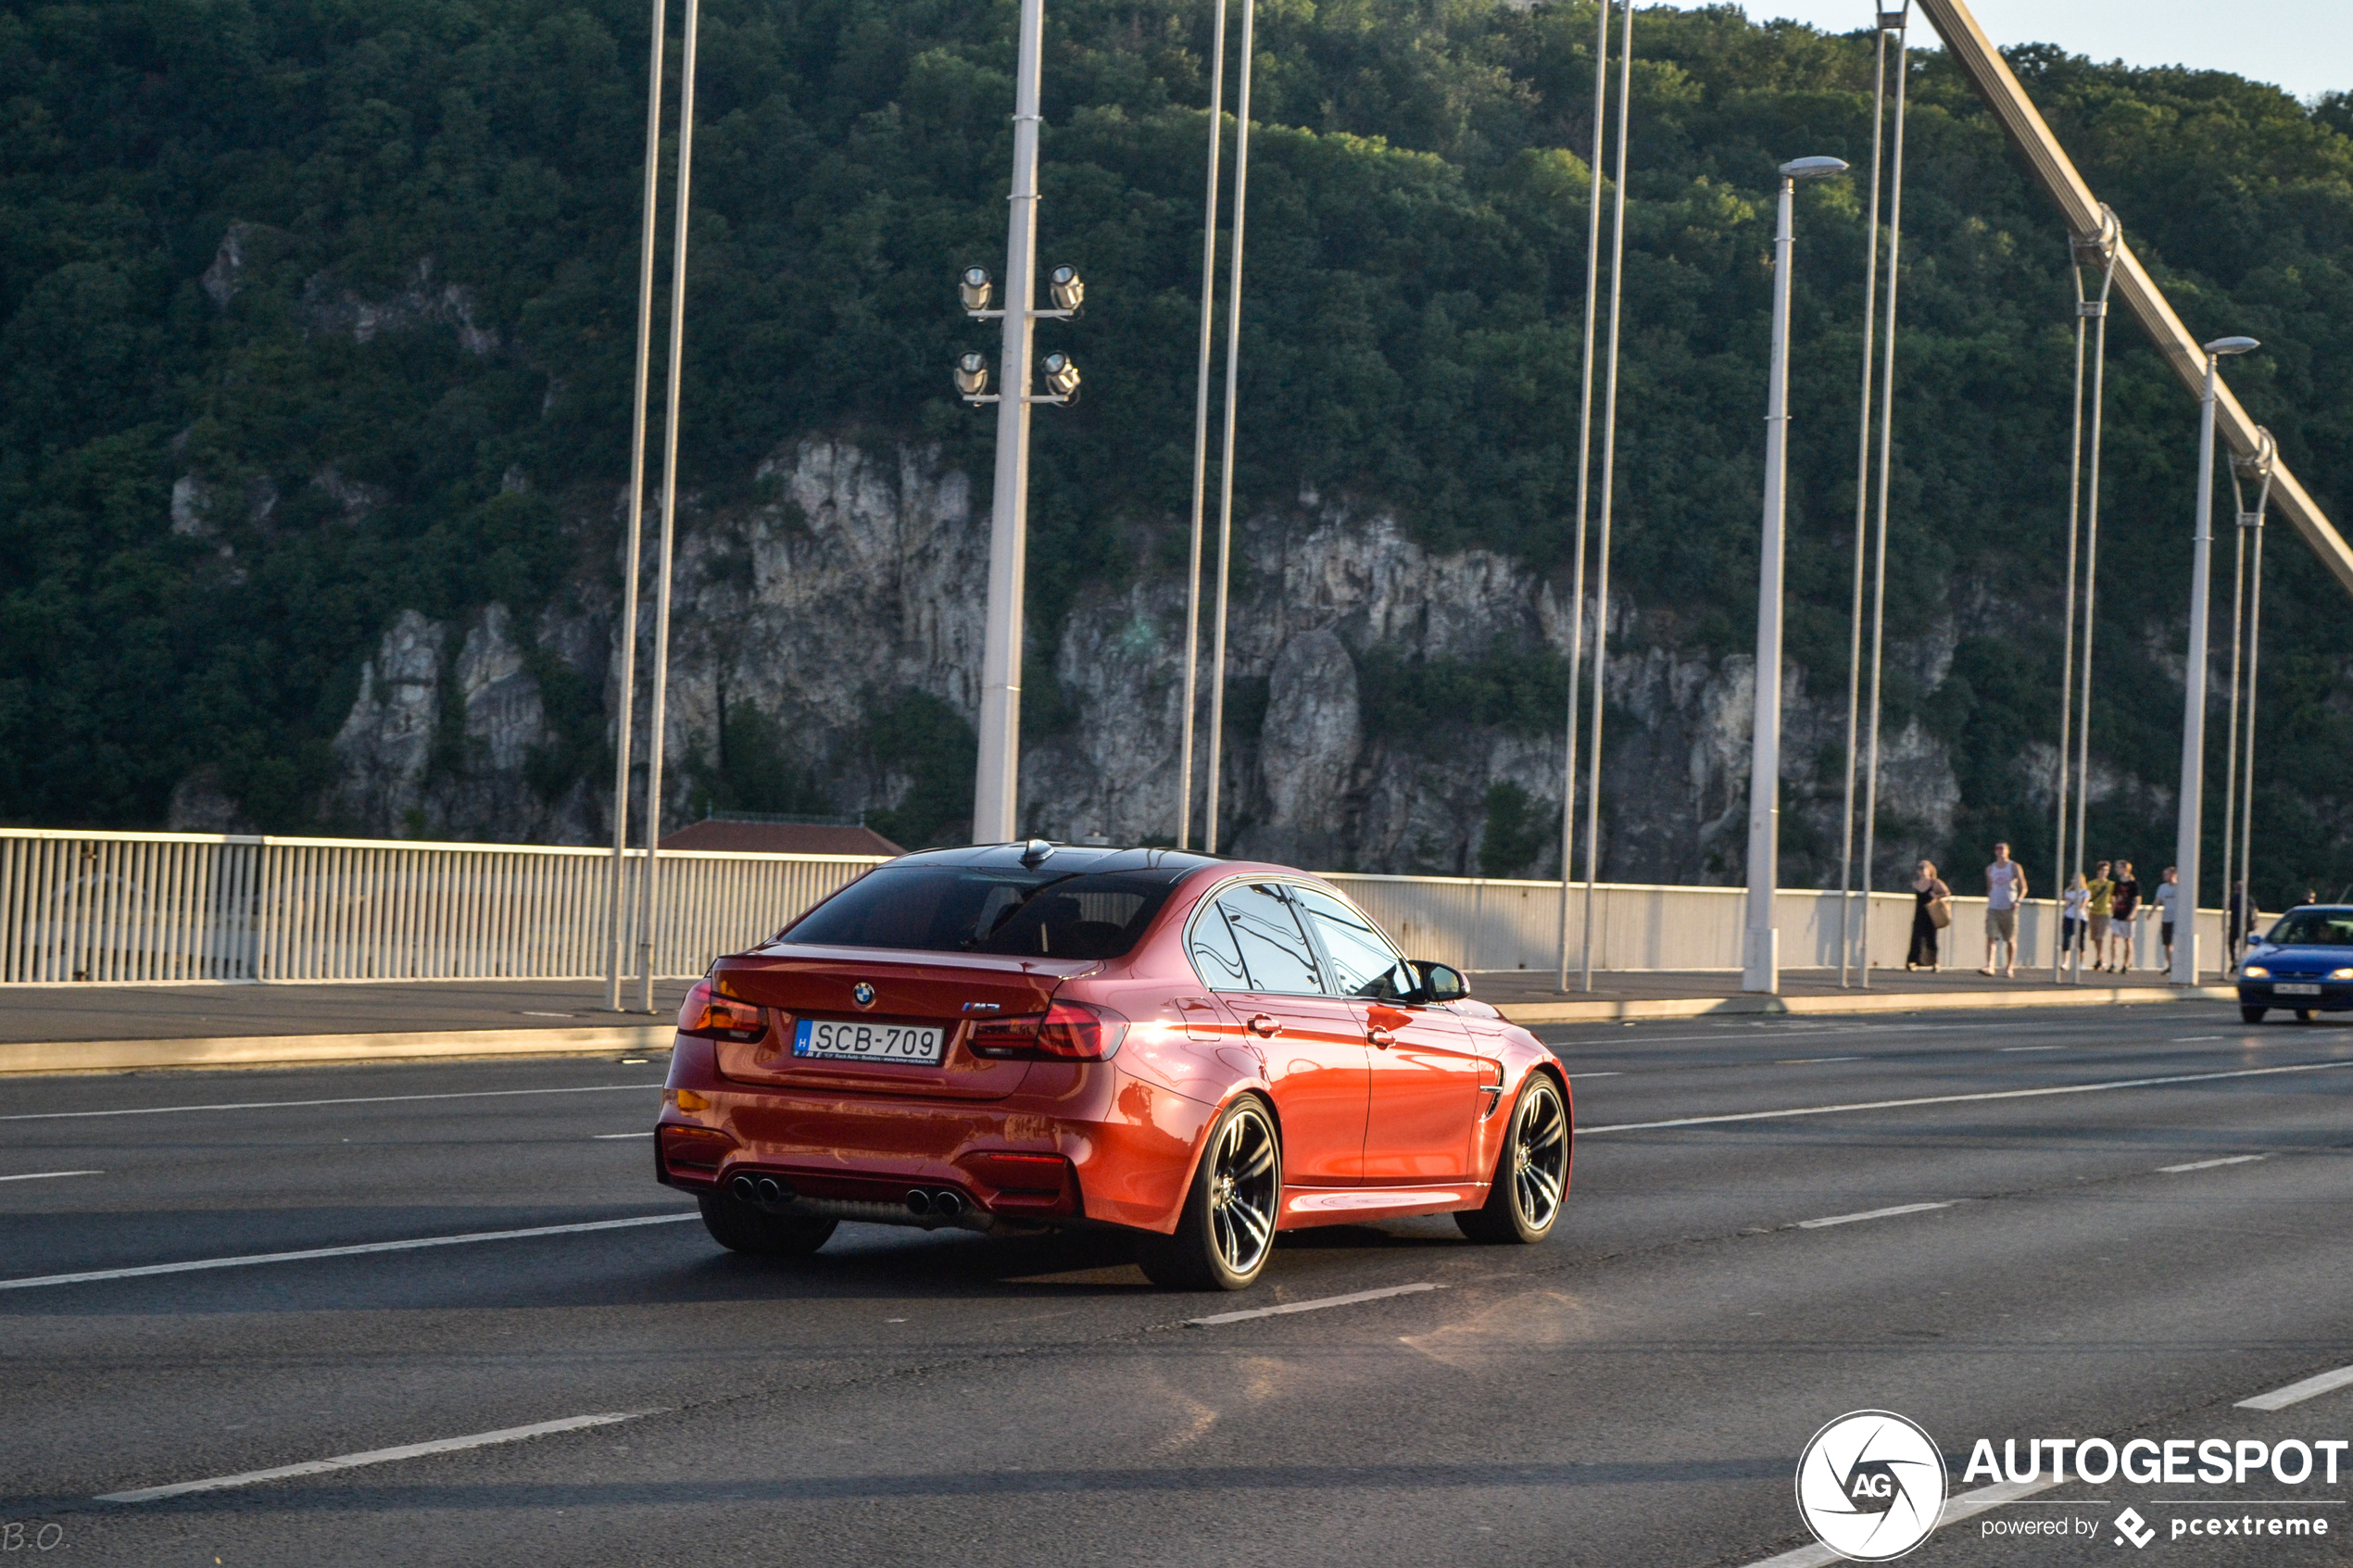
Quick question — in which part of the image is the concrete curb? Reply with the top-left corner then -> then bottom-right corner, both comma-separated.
0,983 -> 2241,1073
0,1025 -> 676,1076
1495,985 -> 2238,1026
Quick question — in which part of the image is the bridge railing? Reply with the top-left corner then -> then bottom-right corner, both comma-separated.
2,827 -> 2224,985
1326,872 -> 2225,976
0,829 -> 883,985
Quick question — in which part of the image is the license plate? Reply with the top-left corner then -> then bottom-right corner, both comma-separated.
793,1017 -> 946,1064
2276,983 -> 2322,996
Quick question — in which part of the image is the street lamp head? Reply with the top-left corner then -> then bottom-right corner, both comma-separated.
2204,335 -> 2260,358
959,267 -> 994,312
1038,351 -> 1081,399
1779,156 -> 1849,181
953,352 -> 990,397
1048,264 -> 1085,314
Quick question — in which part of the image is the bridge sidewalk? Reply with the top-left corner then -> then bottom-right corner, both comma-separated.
1469,966 -> 2234,1023
0,964 -> 2235,1075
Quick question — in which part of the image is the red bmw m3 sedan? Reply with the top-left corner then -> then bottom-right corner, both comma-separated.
654,843 -> 1570,1289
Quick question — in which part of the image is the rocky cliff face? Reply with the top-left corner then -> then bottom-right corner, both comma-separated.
303,438 -> 1969,883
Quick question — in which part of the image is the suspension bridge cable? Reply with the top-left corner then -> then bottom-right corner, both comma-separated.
1176,0 -> 1231,850
1578,0 -> 1635,993
1837,17 -> 1892,990
2067,213 -> 2119,974
1856,6 -> 1908,986
1555,0 -> 1613,993
1202,0 -> 1255,856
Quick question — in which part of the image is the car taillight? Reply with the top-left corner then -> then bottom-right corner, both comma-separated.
676,977 -> 767,1041
967,1000 -> 1126,1061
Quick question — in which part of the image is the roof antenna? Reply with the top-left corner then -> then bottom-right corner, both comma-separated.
1019,839 -> 1054,867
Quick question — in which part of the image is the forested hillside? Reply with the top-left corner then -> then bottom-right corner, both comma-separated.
3,0 -> 2350,903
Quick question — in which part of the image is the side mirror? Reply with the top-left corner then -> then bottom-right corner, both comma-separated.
1411,960 -> 1468,1003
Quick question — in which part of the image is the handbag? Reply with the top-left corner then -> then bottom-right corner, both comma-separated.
1928,896 -> 1953,930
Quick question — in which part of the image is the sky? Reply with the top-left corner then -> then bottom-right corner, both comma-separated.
1746,1 -> 2347,102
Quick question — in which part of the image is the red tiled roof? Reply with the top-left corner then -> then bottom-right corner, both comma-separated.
657,821 -> 904,857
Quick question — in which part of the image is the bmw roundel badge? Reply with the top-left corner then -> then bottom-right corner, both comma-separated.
851,982 -> 876,1008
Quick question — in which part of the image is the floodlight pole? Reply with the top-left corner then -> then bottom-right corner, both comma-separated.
972,0 -> 1049,845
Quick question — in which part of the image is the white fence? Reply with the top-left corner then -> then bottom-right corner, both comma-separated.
0,829 -> 882,985
1,828 -> 2226,986
1323,872 -> 2228,977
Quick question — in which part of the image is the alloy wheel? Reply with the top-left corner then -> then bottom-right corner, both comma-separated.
1510,1079 -> 1567,1230
1207,1104 -> 1279,1275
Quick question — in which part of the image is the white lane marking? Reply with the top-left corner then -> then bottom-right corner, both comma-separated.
1776,1056 -> 1864,1064
96,1411 -> 661,1503
2158,1154 -> 2268,1173
1999,1045 -> 2062,1052
0,1212 -> 698,1292
1579,1059 -> 2353,1135
0,1170 -> 102,1183
0,1083 -> 664,1123
2172,1035 -> 2223,1042
594,1132 -> 654,1140
1187,1282 -> 1442,1327
1795,1201 -> 1953,1229
520,1011 -> 576,1018
1565,1072 -> 1621,1080
2239,1364 -> 2353,1411
1740,1479 -> 2058,1567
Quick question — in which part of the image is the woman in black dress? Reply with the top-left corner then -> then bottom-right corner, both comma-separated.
1907,860 -> 1950,971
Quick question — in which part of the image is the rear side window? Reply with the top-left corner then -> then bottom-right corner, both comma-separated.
786,866 -> 1183,959
1290,886 -> 1415,999
1196,883 -> 1325,995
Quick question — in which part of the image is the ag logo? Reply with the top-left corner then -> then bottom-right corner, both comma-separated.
1794,1411 -> 1947,1561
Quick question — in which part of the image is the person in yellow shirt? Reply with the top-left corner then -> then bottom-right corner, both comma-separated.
2084,861 -> 2115,971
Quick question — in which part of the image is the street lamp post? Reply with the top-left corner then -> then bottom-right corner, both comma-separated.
2171,334 -> 2259,986
969,0 -> 1049,847
961,0 -> 1088,846
1743,156 -> 1847,995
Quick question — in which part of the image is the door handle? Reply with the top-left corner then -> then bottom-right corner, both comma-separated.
1367,1026 -> 1394,1048
1247,1014 -> 1281,1038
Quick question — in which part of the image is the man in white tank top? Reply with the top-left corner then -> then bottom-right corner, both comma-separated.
1982,843 -> 2028,977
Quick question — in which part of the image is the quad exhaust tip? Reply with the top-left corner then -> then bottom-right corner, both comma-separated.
904,1187 -> 967,1219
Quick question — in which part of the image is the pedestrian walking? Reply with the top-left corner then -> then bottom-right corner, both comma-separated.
1907,860 -> 1951,971
2153,865 -> 2183,972
2085,861 -> 2115,972
2060,872 -> 2089,972
2227,881 -> 2249,970
2108,860 -> 2140,970
1980,842 -> 2027,977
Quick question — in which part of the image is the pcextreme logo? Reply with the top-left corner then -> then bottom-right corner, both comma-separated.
1795,1411 -> 1949,1562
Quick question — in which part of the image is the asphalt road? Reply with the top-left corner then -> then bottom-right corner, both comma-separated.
5,1000 -> 2352,1566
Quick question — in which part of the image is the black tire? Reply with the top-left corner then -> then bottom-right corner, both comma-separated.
697,1189 -> 837,1256
2243,1005 -> 2267,1024
1137,1097 -> 1280,1291
1456,1073 -> 1570,1245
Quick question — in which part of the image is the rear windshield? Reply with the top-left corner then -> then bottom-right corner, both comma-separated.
2263,909 -> 2353,947
782,865 -> 1189,960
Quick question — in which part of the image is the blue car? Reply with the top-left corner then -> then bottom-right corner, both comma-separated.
2238,906 -> 2353,1022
